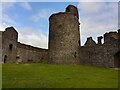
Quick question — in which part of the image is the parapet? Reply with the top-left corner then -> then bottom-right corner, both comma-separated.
97,36 -> 103,45
5,27 -> 18,34
49,12 -> 80,25
17,42 -> 47,52
84,37 -> 96,46
104,31 -> 119,43
65,5 -> 79,19
3,27 -> 18,41
49,5 -> 80,27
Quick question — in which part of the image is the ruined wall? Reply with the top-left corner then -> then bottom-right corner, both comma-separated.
0,32 -> 2,63
49,11 -> 80,65
80,31 -> 120,68
103,31 -> 120,67
1,27 -> 48,64
65,5 -> 79,19
104,32 -> 118,43
2,27 -> 18,63
17,42 -> 48,64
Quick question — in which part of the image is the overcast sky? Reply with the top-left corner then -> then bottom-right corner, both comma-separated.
0,1 -> 119,49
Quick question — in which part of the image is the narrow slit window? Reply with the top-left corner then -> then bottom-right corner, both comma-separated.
9,44 -> 13,50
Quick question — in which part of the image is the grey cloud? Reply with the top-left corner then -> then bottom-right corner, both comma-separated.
78,2 -> 118,45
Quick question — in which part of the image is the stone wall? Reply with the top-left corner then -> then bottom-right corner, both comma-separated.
2,27 -> 18,63
49,12 -> 80,65
65,5 -> 79,19
80,31 -> 120,68
17,42 -> 48,64
0,32 -> 2,63
1,27 -> 48,64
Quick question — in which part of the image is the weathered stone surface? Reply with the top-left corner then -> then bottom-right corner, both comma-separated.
80,30 -> 120,68
17,42 -> 48,64
65,5 -> 79,19
1,27 -> 48,64
2,27 -> 18,63
0,31 -> 2,63
84,37 -> 96,46
49,12 -> 80,65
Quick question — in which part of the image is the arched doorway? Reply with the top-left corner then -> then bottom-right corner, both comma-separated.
4,55 -> 7,63
114,51 -> 120,68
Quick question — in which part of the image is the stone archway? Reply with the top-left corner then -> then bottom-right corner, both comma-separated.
114,51 -> 120,68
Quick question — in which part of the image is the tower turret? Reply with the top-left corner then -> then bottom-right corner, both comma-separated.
66,5 -> 79,19
48,5 -> 80,65
2,27 -> 18,63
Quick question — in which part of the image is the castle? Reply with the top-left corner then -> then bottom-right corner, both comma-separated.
0,5 -> 120,68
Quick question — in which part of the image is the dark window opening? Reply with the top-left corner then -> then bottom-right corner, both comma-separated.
9,44 -> 13,50
74,52 -> 77,58
78,40 -> 80,46
16,56 -> 20,59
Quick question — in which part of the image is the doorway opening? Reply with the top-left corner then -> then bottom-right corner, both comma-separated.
4,55 -> 7,63
114,51 -> 120,68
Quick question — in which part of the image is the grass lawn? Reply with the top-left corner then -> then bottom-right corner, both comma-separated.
2,63 -> 119,88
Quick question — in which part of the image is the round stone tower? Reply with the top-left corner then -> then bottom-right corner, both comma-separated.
48,5 -> 80,65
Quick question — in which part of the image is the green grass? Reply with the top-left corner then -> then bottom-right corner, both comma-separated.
2,63 -> 119,88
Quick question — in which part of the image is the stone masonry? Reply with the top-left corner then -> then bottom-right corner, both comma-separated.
0,31 -> 2,63
49,13 -> 80,64
0,5 -> 120,68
